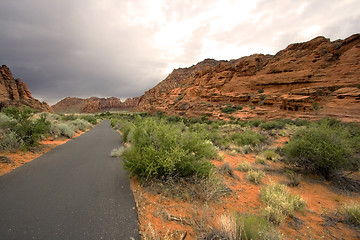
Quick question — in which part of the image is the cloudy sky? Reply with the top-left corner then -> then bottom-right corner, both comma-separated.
0,0 -> 359,105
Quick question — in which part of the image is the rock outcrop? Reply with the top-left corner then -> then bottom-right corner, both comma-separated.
137,34 -> 360,122
52,96 -> 140,113
0,65 -> 52,112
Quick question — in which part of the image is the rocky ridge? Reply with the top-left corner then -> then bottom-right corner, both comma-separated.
137,34 -> 360,122
52,96 -> 140,113
0,65 -> 51,112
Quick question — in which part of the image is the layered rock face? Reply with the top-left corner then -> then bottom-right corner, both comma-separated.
52,96 -> 140,113
0,65 -> 52,112
137,34 -> 360,122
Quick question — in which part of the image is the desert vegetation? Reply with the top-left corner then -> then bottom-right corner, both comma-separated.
108,112 -> 360,239
0,107 -> 96,151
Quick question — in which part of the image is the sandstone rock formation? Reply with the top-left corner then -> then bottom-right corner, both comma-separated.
0,65 -> 52,112
52,96 -> 140,113
137,34 -> 360,122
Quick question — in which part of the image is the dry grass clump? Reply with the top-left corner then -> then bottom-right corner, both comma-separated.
238,162 -> 252,172
247,170 -> 265,184
144,175 -> 231,203
260,183 -> 306,225
210,213 -> 282,240
343,202 -> 360,225
219,162 -> 239,179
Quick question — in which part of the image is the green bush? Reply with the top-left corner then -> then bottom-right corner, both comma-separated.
230,130 -> 265,146
221,106 -> 236,114
81,115 -> 97,125
260,120 -> 286,130
122,118 -> 217,180
249,118 -> 263,127
71,118 -> 89,132
285,121 -> 356,179
1,107 -> 51,148
61,114 -> 78,121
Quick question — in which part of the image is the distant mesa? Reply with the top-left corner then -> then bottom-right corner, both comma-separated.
52,96 -> 140,113
0,65 -> 52,112
136,33 -> 360,122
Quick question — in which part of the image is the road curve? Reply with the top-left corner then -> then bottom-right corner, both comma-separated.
0,120 -> 139,240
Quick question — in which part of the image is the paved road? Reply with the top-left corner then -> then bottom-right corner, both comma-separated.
0,120 -> 139,240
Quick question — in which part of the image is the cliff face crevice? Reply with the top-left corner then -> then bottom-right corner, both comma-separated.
0,65 -> 52,112
136,34 -> 360,122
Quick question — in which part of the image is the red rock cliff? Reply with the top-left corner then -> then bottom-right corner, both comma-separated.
137,34 -> 360,122
52,96 -> 140,113
0,65 -> 52,112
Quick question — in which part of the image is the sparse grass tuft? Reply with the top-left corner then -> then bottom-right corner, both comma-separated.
260,183 -> 306,225
256,156 -> 267,165
219,162 -> 237,179
248,170 -> 265,184
343,202 -> 360,225
216,213 -> 282,240
238,161 -> 252,172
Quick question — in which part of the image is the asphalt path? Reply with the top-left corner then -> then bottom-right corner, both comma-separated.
0,120 -> 139,240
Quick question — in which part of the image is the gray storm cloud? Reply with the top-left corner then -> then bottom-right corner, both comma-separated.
0,0 -> 359,104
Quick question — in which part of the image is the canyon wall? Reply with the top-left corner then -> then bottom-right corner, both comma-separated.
137,34 -> 360,122
0,65 -> 52,112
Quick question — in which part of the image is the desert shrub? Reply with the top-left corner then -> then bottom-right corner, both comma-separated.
258,89 -> 264,93
292,118 -> 309,126
248,170 -> 265,184
219,162 -> 237,178
166,115 -> 182,123
238,162 -> 251,172
0,131 -> 23,150
217,213 -> 282,240
110,146 -> 125,157
286,170 -> 302,187
1,107 -> 51,148
81,115 -> 97,125
284,121 -> 355,179
263,149 -> 280,161
111,119 -> 135,142
0,112 -> 17,127
230,130 -> 265,146
221,106 -> 236,114
235,105 -> 243,110
343,202 -> 360,225
256,156 -> 267,165
122,118 -> 217,180
71,118 -> 90,132
260,120 -> 286,130
61,114 -> 78,121
260,183 -> 306,225
56,123 -> 75,138
249,118 -> 263,127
